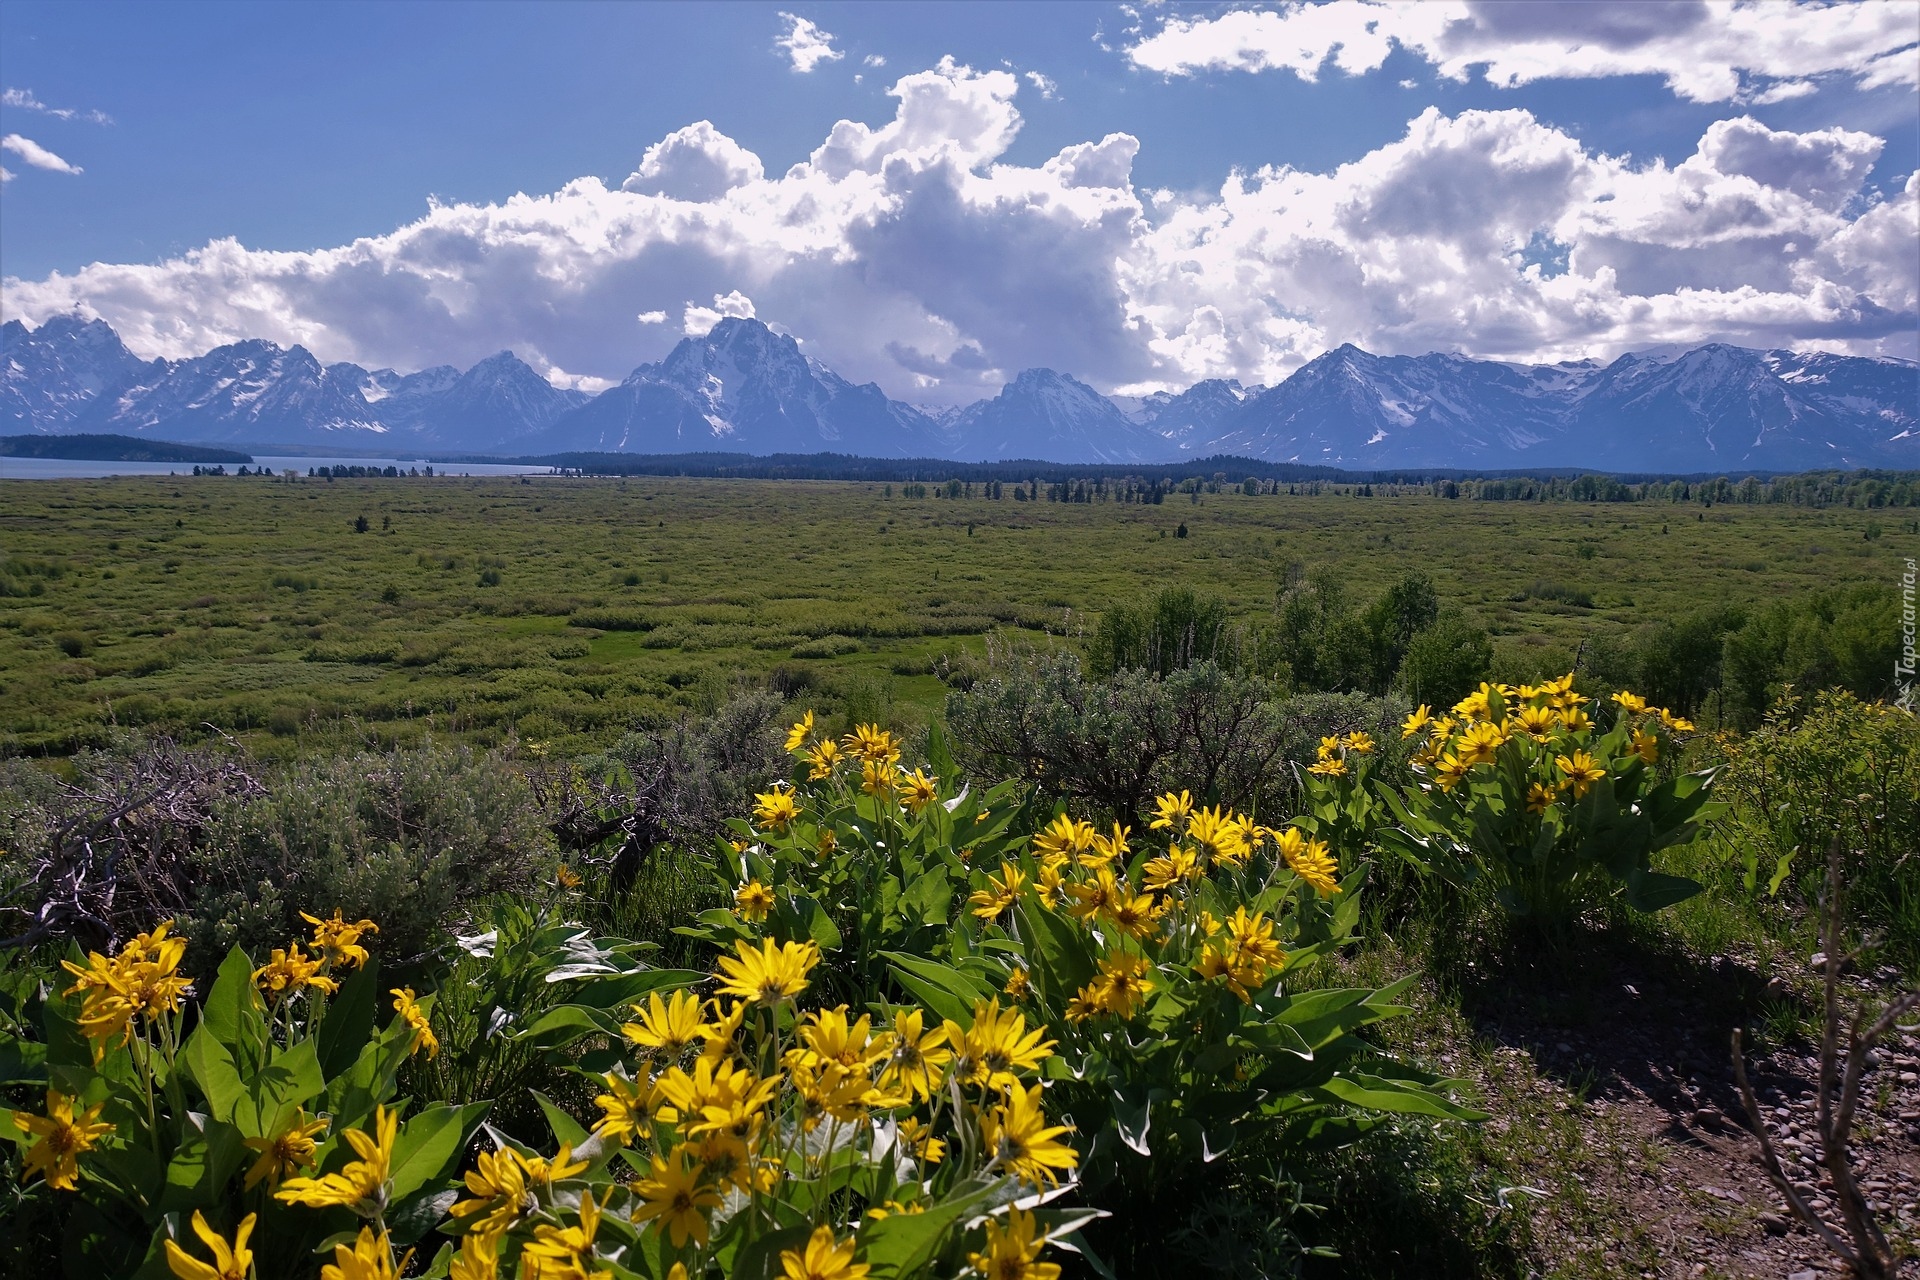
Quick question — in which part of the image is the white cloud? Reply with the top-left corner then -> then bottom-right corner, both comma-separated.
1,134 -> 82,174
775,12 -> 844,74
1127,1 -> 1920,104
0,166 -> 12,184
2,62 -> 1912,406
1024,71 -> 1060,99
1,87 -> 112,125
621,120 -> 765,200
683,290 -> 757,336
864,54 -> 887,68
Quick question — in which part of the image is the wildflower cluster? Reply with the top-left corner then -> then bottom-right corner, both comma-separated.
1381,675 -> 1719,920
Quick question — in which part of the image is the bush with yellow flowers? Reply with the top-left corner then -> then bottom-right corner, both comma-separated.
1375,677 -> 1721,923
684,716 -> 1482,1209
1,891 -> 1093,1279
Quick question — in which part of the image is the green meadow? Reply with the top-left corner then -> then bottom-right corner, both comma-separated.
1,472 -> 1909,756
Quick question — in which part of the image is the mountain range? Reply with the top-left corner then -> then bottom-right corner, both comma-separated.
4,313 -> 1915,471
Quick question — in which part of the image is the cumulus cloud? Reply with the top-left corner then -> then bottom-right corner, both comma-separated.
1024,71 -> 1060,99
1,133 -> 82,174
621,120 -> 765,200
775,12 -> 844,74
1,87 -> 112,124
1127,1 -> 1920,104
3,61 -> 1913,405
683,289 -> 757,335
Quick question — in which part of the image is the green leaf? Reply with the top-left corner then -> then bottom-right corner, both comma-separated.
1313,1073 -> 1486,1120
857,1176 -> 1002,1278
387,1101 -> 490,1203
1015,899 -> 1095,1007
315,956 -> 381,1084
533,1090 -> 589,1148
1622,868 -> 1703,913
200,946 -> 266,1069
901,868 -> 953,926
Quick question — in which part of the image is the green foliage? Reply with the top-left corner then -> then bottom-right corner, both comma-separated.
1089,586 -> 1237,678
1396,612 -> 1495,708
1716,690 -> 1920,967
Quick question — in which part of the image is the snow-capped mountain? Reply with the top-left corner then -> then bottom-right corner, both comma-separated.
941,368 -> 1169,463
3,313 -> 1914,470
1,315 -> 158,430
89,339 -> 389,444
379,351 -> 587,447
523,317 -> 940,456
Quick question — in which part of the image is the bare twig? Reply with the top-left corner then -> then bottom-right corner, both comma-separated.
1730,836 -> 1919,1280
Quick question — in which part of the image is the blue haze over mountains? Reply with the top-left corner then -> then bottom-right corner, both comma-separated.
4,313 -> 1915,472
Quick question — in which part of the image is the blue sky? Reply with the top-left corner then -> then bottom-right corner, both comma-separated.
3,1 -> 1916,401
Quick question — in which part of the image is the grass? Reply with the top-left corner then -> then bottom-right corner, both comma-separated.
2,473 -> 1910,757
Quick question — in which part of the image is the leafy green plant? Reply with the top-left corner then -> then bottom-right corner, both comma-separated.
1375,677 -> 1721,924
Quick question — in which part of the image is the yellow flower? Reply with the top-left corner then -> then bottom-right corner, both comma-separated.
253,942 -> 337,1000
1555,750 -> 1607,799
1525,781 -> 1561,814
876,1007 -> 952,1100
165,1210 -> 256,1280
968,1209 -> 1061,1280
1033,861 -> 1067,910
523,1187 -> 611,1280
1141,844 -> 1200,894
1631,728 -> 1660,763
1658,708 -> 1695,733
242,1110 -> 326,1191
1315,734 -> 1342,761
1512,705 -> 1558,741
715,937 -> 819,1006
900,767 -> 940,813
752,786 -> 802,833
734,879 -> 775,923
785,710 -> 816,752
1031,813 -> 1096,862
624,988 -> 714,1059
1185,806 -> 1250,863
656,1057 -> 780,1126
979,1082 -> 1078,1187
1432,752 -> 1469,791
391,987 -> 438,1059
1084,822 -> 1130,869
1274,827 -> 1340,896
1452,687 -> 1491,722
1105,887 -> 1165,942
1611,690 -> 1648,713
1003,967 -> 1031,999
13,1088 -> 112,1191
301,909 -> 379,970
276,1104 -> 395,1214
1343,730 -> 1375,755
698,998 -> 747,1065
319,1226 -> 406,1280
1074,951 -> 1156,1020
841,722 -> 901,764
1401,704 -> 1433,738
1306,754 -> 1348,778
631,1147 -> 722,1248
860,758 -> 901,798
895,1115 -> 946,1165
555,863 -> 583,890
805,738 -> 843,779
780,1224 -> 870,1280
969,862 -> 1027,920
947,998 -> 1055,1092
61,921 -> 193,1058
1148,789 -> 1193,832
449,1234 -> 500,1280
1063,866 -> 1122,924
592,1069 -> 660,1146
1559,706 -> 1592,734
449,1146 -> 531,1241
1455,720 -> 1509,766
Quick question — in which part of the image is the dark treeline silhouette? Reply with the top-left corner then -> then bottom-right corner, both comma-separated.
2,433 -> 252,464
453,450 -> 1918,509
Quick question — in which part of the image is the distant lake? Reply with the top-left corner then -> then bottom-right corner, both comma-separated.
0,454 -> 552,480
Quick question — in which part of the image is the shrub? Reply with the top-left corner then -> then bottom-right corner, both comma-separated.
673,713 -> 1481,1250
1089,586 -> 1236,678
1716,690 -> 1919,966
1397,612 -> 1494,708
1376,676 -> 1719,924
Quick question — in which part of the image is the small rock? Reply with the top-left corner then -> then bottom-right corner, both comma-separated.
1789,1271 -> 1818,1280
1810,952 -> 1828,970
1761,1212 -> 1791,1235
1765,976 -> 1790,999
